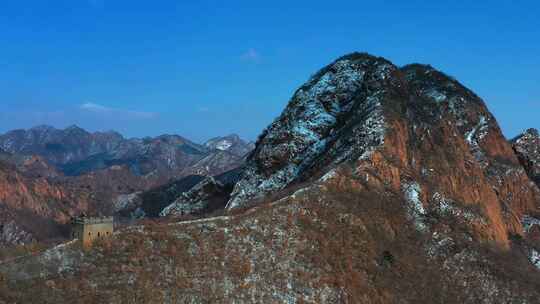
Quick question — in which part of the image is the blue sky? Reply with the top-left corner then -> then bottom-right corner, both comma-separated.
0,1 -> 538,142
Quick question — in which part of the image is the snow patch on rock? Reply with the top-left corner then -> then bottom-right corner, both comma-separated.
427,231 -> 455,258
425,88 -> 447,102
216,140 -> 233,151
0,220 -> 33,245
529,249 -> 540,270
402,182 -> 427,231
465,116 -> 489,145
432,192 -> 486,224
522,215 -> 540,233
113,192 -> 142,213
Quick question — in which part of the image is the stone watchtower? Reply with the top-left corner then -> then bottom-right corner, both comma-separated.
71,215 -> 114,247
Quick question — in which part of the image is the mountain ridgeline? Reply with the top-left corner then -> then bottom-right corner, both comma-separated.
0,126 -> 252,178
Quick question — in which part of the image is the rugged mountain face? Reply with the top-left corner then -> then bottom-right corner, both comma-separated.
1,53 -> 539,303
228,53 -> 539,246
512,128 -> 540,187
0,160 -> 90,245
126,175 -> 206,218
117,168 -> 243,218
0,153 -> 61,179
159,177 -> 226,216
159,169 -> 242,217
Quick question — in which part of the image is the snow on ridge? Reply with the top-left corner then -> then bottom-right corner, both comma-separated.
216,140 -> 233,151
228,58 -> 389,209
464,115 -> 490,167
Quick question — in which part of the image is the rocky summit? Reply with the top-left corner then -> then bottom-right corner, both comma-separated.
1,53 -> 539,303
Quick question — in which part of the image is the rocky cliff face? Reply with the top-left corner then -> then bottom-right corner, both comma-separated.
159,169 -> 242,217
0,160 -> 90,245
512,128 -> 540,187
159,176 -> 227,217
117,168 -> 243,219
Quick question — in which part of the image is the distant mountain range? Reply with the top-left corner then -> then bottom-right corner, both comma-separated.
0,125 -> 253,245
0,125 -> 253,178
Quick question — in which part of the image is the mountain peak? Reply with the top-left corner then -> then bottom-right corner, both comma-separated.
227,51 -> 539,249
228,53 -> 401,208
30,125 -> 55,132
204,134 -> 252,156
64,124 -> 86,132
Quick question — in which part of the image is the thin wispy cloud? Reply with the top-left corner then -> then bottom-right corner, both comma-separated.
241,48 -> 261,63
80,102 -> 158,119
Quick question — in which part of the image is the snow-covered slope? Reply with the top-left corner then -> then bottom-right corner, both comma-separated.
228,53 -> 540,250
227,54 -> 392,209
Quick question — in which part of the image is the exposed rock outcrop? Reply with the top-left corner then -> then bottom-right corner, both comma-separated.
0,160 -> 88,245
512,128 -> 540,187
160,176 -> 228,216
135,168 -> 244,218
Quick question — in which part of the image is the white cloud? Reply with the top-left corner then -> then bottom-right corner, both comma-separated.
80,102 -> 109,112
80,102 -> 157,119
241,48 -> 260,63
